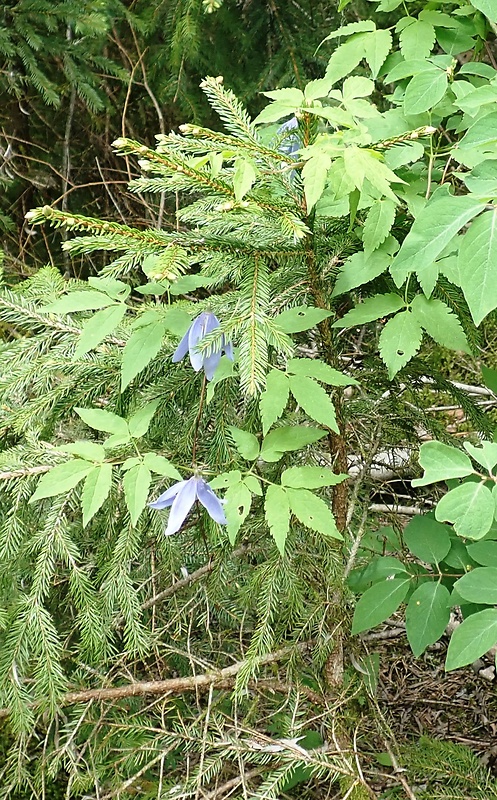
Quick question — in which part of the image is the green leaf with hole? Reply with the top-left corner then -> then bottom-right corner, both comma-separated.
458,208 -> 497,326
333,293 -> 405,328
225,481 -> 252,544
379,310 -> 423,378
352,578 -> 410,634
276,306 -> 332,333
281,466 -> 347,489
286,358 -> 358,386
406,582 -> 451,656
446,608 -> 497,670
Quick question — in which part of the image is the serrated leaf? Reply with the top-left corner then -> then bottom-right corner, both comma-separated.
75,407 -> 128,435
302,153 -> 332,212
455,567 -> 497,604
289,375 -> 339,433
253,101 -> 299,125
445,608 -> 497,671
403,515 -> 451,563
74,303 -> 127,358
128,400 -> 160,439
324,21 -> 375,40
29,460 -> 93,503
410,295 -> 470,353
332,244 -> 395,296
435,482 -> 494,540
263,88 -> 304,104
363,200 -> 396,256
142,453 -> 182,480
123,464 -> 151,527
59,441 -> 106,462
412,441 -> 474,487
275,305 -> 332,333
225,481 -> 252,544
265,484 -> 290,555
406,582 -> 451,656
390,192 -> 485,286
379,311 -> 423,378
281,466 -> 347,489
228,427 -> 260,460
286,358 -> 358,386
233,158 -> 256,201
332,293 -> 405,328
88,276 -> 130,301
259,369 -> 289,435
342,76 -> 374,100
81,463 -> 112,527
364,29 -> 392,78
325,35 -> 368,85
121,320 -> 166,391
458,208 -> 497,326
464,441 -> 497,472
351,578 -> 410,634
286,487 -> 342,539
343,147 -> 402,202
260,426 -> 327,462
42,290 -> 114,314
403,69 -> 447,115
399,19 -> 436,60
243,475 -> 262,495
209,470 -> 242,489
458,112 -> 497,153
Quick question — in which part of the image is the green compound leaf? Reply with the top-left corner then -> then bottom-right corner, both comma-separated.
458,208 -> 497,326
260,426 -> 327,463
364,29 -> 392,78
289,375 -> 339,433
325,35 -> 369,85
446,608 -> 497,671
352,578 -> 410,634
59,441 -> 106,462
332,293 -> 405,328
74,303 -> 127,358
142,453 -> 182,480
302,152 -> 332,211
390,192 -> 485,286
399,18 -> 436,60
75,407 -> 129,435
123,463 -> 151,527
121,319 -> 166,391
363,199 -> 396,256
332,244 -> 394,296
265,484 -> 290,556
228,427 -> 260,460
30,459 -> 93,503
225,481 -> 252,544
412,441 -> 474,487
281,466 -> 347,489
410,295 -> 470,353
233,158 -> 256,201
259,369 -> 289,435
378,310 -> 423,379
403,515 -> 451,564
403,69 -> 447,114
454,567 -> 497,604
275,305 -> 332,333
286,487 -> 342,539
406,582 -> 451,657
42,290 -> 115,314
81,463 -> 113,527
435,482 -> 495,540
286,358 -> 358,386
127,400 -> 160,439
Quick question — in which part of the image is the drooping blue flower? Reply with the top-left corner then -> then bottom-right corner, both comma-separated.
172,311 -> 234,380
277,116 -> 300,158
149,475 -> 227,536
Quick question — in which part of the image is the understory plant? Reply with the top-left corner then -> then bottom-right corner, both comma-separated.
1,0 -> 497,796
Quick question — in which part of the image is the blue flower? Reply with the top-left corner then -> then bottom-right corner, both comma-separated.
277,116 -> 300,158
172,311 -> 234,380
149,475 -> 227,536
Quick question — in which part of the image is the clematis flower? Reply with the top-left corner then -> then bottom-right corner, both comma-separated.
172,311 -> 234,380
149,475 -> 227,536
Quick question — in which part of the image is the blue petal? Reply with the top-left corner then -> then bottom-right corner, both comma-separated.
149,480 -> 186,510
202,350 -> 222,381
164,477 -> 197,536
196,479 -> 227,525
278,116 -> 298,133
223,339 -> 234,361
188,312 -> 221,372
172,327 -> 191,363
